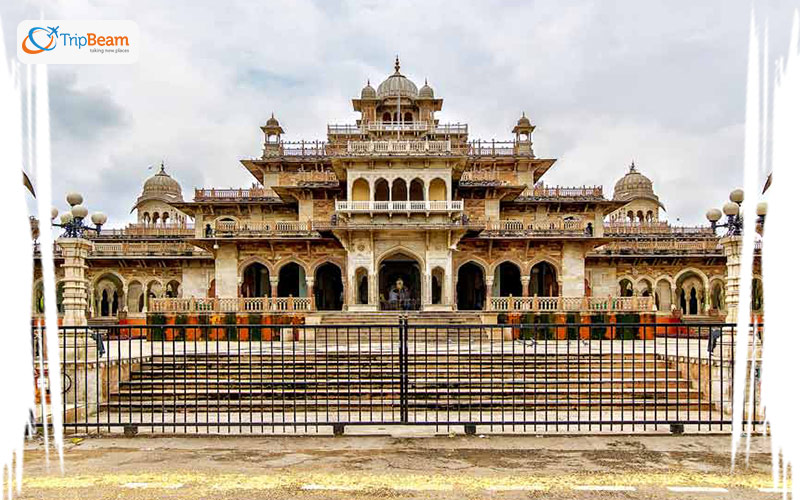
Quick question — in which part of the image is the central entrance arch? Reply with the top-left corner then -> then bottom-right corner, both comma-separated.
242,262 -> 270,298
457,262 -> 486,310
379,251 -> 421,310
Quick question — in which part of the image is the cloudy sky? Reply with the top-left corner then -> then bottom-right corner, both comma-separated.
3,0 -> 796,226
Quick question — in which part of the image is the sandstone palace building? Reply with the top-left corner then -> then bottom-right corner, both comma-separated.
32,59 -> 763,327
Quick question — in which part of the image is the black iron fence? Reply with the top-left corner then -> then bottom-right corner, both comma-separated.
31,321 -> 763,435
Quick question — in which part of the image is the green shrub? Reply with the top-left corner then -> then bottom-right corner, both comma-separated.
615,313 -> 640,340
590,314 -> 606,340
147,313 -> 166,341
566,313 -> 580,340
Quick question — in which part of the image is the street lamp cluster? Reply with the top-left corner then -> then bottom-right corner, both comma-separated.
706,188 -> 767,236
51,192 -> 107,238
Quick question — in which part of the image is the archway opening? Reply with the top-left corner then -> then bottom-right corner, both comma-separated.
355,267 -> 369,305
619,279 -> 634,297
315,263 -> 343,310
278,262 -> 306,297
409,178 -> 424,201
655,279 -> 672,312
391,178 -> 407,201
457,262 -> 485,310
128,281 -> 144,313
95,274 -> 124,317
431,267 -> 444,305
352,178 -> 369,201
375,179 -> 389,201
494,262 -> 522,297
242,262 -> 271,298
529,262 -> 558,297
429,178 -> 447,201
379,252 -> 420,310
677,271 -> 705,315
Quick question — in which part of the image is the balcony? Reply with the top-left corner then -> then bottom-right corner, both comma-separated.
194,187 -> 278,201
91,241 -> 204,257
210,220 -> 322,238
94,223 -> 195,238
592,240 -> 722,255
482,219 -> 587,236
346,140 -> 451,155
327,121 -> 468,135
604,222 -> 714,236
460,170 -> 520,185
335,200 -> 463,214
468,140 -> 534,157
519,184 -> 605,200
489,296 -> 655,313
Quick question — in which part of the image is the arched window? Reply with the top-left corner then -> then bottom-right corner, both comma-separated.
374,179 -> 389,201
382,112 -> 391,122
404,111 -> 413,122
152,212 -> 160,225
162,212 -> 169,224
429,178 -> 447,201
457,262 -> 485,310
409,178 -> 424,201
494,262 -> 522,297
619,279 -> 634,297
431,267 -> 444,305
352,178 -> 369,201
529,262 -> 558,297
391,178 -> 407,201
627,210 -> 634,222
142,212 -> 150,224
241,262 -> 270,298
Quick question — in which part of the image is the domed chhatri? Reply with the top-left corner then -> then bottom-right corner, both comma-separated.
142,162 -> 182,200
611,161 -> 664,223
516,112 -> 532,128
361,79 -> 377,99
613,162 -> 656,202
418,78 -> 434,99
376,56 -> 418,99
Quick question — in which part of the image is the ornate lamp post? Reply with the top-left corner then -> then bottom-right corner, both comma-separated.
52,193 -> 107,327
706,189 -> 767,323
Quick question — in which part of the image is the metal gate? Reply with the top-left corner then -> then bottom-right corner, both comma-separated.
33,320 -> 760,435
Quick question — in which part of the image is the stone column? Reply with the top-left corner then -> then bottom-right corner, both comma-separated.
521,276 -> 530,297
485,277 -> 494,311
720,235 -> 742,323
270,277 -> 279,308
57,238 -> 93,327
560,242 -> 586,297
213,243 -> 239,298
306,277 -> 315,310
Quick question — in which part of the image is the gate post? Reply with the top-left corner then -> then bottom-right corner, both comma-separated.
399,317 -> 409,423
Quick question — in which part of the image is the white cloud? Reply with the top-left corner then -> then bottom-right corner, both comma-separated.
3,0 -> 792,225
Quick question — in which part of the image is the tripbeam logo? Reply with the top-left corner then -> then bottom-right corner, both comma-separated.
17,20 -> 139,64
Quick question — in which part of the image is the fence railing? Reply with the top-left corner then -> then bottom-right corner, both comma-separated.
346,140 -> 452,155
208,220 -> 321,237
34,322 -> 762,435
593,240 -> 722,254
327,122 -> 468,135
91,241 -> 202,256
150,297 -> 313,313
489,296 -> 655,312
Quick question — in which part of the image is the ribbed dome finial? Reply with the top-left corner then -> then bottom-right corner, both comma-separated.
394,55 -> 401,74
629,160 -> 637,173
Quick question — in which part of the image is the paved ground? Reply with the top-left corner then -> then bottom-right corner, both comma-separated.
19,432 -> 787,499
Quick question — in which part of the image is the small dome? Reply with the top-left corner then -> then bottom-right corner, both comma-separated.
361,80 -> 377,99
265,113 -> 280,127
142,163 -> 182,200
377,57 -> 418,99
418,79 -> 434,99
517,113 -> 532,127
613,162 -> 657,202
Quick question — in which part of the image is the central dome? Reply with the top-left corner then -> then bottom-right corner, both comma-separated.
377,57 -> 418,99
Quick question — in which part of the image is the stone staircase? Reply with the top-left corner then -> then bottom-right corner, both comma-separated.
101,347 -> 715,425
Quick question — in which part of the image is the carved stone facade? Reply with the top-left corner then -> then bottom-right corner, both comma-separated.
33,59 -> 763,323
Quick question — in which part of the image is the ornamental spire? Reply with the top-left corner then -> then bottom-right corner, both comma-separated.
394,55 -> 400,73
